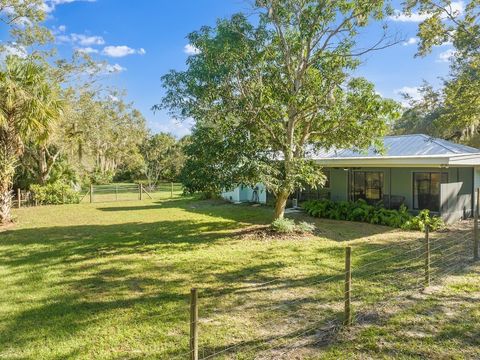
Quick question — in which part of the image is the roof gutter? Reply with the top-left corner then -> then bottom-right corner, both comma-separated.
302,151 -> 480,167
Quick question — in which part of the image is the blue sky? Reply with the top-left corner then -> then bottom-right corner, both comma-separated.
2,0 -> 461,137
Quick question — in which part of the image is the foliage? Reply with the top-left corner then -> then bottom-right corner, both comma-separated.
396,1 -> 480,146
270,218 -> 316,234
180,123 -> 264,196
160,1 -> 400,220
30,182 -> 79,205
0,56 -> 63,224
401,209 -> 445,232
303,199 -> 444,231
140,133 -> 185,188
90,169 -> 115,185
0,0 -> 52,48
271,218 -> 297,233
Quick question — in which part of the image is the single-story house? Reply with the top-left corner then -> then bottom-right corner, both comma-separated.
221,134 -> 480,223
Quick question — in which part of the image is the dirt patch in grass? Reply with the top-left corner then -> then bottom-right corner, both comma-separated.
0,222 -> 16,232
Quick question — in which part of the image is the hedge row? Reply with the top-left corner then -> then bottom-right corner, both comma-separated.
302,199 -> 444,231
30,182 -> 80,205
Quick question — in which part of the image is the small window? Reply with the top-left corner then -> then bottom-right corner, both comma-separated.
351,171 -> 384,204
413,172 -> 448,212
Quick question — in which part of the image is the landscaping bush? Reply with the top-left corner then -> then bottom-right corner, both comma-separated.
401,209 -> 445,232
30,182 -> 80,205
271,218 -> 297,233
303,199 -> 443,231
271,218 -> 316,234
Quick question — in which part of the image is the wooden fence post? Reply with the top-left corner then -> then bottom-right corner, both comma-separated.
17,188 -> 21,208
344,246 -> 352,326
171,182 -> 174,199
425,225 -> 430,287
90,184 -> 93,203
139,184 -> 143,201
190,288 -> 198,360
474,188 -> 479,261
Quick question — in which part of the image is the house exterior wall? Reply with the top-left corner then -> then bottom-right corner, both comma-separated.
221,184 -> 267,204
326,166 -> 474,223
221,167 -> 475,223
221,187 -> 241,203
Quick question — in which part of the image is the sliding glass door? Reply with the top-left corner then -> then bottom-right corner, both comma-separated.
413,172 -> 448,212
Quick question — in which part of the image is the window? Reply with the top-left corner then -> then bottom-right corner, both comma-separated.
351,171 -> 384,204
413,172 -> 448,212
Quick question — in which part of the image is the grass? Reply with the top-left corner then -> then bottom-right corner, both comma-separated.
0,197 -> 478,359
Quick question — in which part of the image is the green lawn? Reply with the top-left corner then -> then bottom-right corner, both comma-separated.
0,197 -> 478,359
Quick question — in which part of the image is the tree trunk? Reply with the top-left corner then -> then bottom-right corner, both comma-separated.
273,191 -> 289,220
0,128 -> 18,225
0,186 -> 13,225
38,147 -> 48,185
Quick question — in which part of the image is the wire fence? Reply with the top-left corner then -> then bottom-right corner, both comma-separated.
153,221 -> 479,359
13,182 -> 183,207
80,182 -> 184,203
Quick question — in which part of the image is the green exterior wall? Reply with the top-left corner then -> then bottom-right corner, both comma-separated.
327,166 -> 474,223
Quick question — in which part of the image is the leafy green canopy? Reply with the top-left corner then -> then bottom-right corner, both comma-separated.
396,0 -> 480,144
0,56 -> 63,223
160,0 -> 399,218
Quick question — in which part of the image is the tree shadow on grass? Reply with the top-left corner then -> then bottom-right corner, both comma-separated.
96,197 -> 396,240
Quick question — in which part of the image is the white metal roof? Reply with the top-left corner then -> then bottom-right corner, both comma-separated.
309,134 -> 480,168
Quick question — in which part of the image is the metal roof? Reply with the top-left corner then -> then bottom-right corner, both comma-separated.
310,134 -> 480,159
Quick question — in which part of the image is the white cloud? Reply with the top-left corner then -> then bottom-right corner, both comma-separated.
104,63 -> 126,73
450,1 -> 465,16
389,2 -> 464,23
58,33 -> 105,46
76,47 -> 98,54
437,48 -> 456,62
184,44 -> 200,55
87,62 -> 126,75
108,94 -> 120,102
151,118 -> 193,138
394,86 -> 422,106
0,43 -> 28,59
58,25 -> 67,32
389,10 -> 428,22
403,37 -> 418,46
102,45 -> 146,58
42,0 -> 96,13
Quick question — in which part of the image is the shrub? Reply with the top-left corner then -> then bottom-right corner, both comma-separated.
90,169 -> 114,185
271,219 -> 316,234
271,218 -> 296,234
30,182 -> 80,205
296,221 -> 316,233
303,199 -> 443,231
401,209 -> 444,232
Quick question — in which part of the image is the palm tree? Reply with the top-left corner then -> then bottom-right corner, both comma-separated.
0,56 -> 63,224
